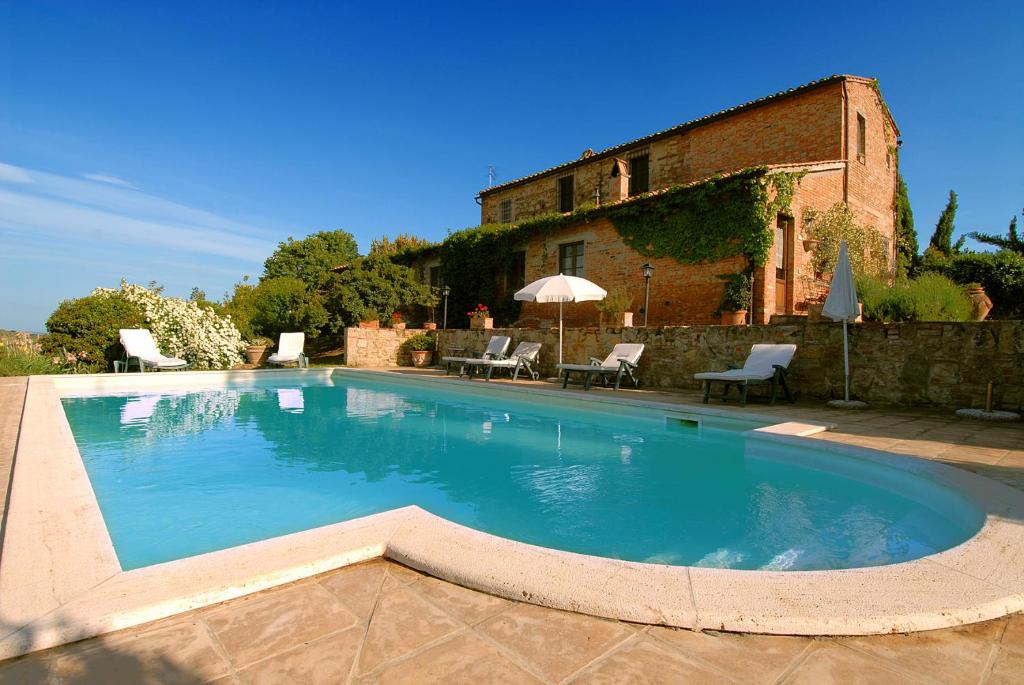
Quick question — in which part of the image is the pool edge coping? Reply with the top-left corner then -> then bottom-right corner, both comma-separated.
2,369 -> 1023,659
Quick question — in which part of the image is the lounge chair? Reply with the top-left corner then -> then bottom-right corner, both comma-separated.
117,329 -> 189,372
556,343 -> 645,391
267,332 -> 308,368
694,343 -> 797,406
442,336 -> 511,377
462,342 -> 542,381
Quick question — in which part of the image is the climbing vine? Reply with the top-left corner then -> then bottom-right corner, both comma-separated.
395,167 -> 802,326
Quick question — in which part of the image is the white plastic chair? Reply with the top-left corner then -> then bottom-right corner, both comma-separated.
694,343 -> 797,406
556,343 -> 645,390
117,329 -> 189,372
463,341 -> 543,381
268,333 -> 308,368
442,336 -> 511,376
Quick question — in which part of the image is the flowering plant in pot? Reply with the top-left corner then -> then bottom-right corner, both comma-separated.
467,304 -> 492,329
403,333 -> 435,367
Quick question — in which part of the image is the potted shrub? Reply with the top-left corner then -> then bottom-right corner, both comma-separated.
245,337 -> 272,365
358,309 -> 381,329
594,287 -> 634,328
467,304 -> 493,329
962,283 -> 993,321
717,273 -> 752,325
403,333 -> 434,367
391,311 -> 407,330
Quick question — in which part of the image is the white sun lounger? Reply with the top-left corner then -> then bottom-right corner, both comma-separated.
268,332 -> 308,368
556,343 -> 645,391
442,336 -> 511,376
694,343 -> 797,406
462,341 -> 543,381
117,329 -> 189,372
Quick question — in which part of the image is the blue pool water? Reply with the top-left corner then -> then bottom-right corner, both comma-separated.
61,374 -> 984,571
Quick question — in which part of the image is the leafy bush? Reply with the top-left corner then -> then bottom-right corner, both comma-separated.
41,293 -> 147,371
594,287 -> 634,318
92,282 -> 245,369
918,249 -> 1024,319
323,255 -> 437,329
250,276 -> 329,340
804,203 -> 890,279
216,278 -> 260,341
858,273 -> 972,322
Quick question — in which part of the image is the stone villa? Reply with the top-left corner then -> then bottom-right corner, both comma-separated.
421,74 -> 900,326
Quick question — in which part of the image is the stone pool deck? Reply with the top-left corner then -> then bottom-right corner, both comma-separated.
1,372 -> 1023,683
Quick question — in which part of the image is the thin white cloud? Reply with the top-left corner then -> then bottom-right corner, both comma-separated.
81,172 -> 137,189
0,161 -> 279,263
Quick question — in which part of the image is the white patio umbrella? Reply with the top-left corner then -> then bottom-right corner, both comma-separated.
514,274 -> 607,364
822,240 -> 866,408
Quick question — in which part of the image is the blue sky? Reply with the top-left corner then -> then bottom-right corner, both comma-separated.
1,1 -> 1021,331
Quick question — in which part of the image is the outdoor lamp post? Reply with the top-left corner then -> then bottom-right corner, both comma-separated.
641,263 -> 654,326
442,285 -> 451,330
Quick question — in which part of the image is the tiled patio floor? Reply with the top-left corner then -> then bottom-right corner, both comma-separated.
1,371 -> 1023,684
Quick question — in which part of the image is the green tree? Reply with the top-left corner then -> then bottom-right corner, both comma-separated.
969,212 -> 1024,255
927,190 -> 964,256
263,229 -> 360,289
323,255 -> 437,328
250,276 -> 329,340
894,173 -> 918,275
218,277 -> 260,341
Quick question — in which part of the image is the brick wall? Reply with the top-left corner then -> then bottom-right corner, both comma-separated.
435,321 -> 1024,410
344,327 -> 435,367
480,80 -> 846,224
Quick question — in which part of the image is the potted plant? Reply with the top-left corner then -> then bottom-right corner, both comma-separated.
391,311 -> 407,330
962,283 -> 993,321
467,304 -> 493,329
403,333 -> 435,367
717,273 -> 752,326
358,309 -> 381,329
245,337 -> 272,365
594,287 -> 634,328
422,322 -> 438,331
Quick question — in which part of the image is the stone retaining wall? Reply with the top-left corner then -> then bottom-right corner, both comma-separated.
344,327 -> 434,368
435,321 -> 1024,410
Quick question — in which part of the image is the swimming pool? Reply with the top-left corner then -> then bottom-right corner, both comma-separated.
61,373 -> 984,572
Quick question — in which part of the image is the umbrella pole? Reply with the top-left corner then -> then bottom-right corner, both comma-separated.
559,300 -> 563,365
843,319 -> 850,402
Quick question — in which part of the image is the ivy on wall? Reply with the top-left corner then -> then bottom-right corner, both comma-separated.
396,167 -> 801,326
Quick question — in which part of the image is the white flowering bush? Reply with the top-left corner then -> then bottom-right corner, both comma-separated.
93,281 -> 245,369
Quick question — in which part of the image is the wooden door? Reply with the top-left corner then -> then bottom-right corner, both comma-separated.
775,215 -> 793,314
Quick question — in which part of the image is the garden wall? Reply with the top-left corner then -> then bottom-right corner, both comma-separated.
435,321 -> 1024,410
344,327 -> 433,367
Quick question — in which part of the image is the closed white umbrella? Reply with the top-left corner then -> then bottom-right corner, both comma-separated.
514,274 -> 607,364
822,240 -> 864,406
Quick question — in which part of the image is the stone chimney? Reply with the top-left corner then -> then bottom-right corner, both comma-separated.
608,158 -> 629,204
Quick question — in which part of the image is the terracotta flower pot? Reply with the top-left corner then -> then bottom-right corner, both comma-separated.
358,319 -> 379,329
720,310 -> 747,326
245,345 -> 267,365
622,312 -> 634,327
965,287 -> 993,321
423,322 -> 438,331
470,317 -> 493,330
807,303 -> 825,322
410,350 -> 432,368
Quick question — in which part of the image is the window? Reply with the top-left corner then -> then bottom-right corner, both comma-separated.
429,265 -> 441,289
559,241 -> 585,277
500,198 -> 513,223
558,175 -> 574,213
775,216 -> 792,280
628,153 -> 649,196
856,113 -> 866,161
506,251 -> 526,291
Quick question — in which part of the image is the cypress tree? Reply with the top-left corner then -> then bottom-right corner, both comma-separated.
894,173 -> 918,274
928,190 -> 958,256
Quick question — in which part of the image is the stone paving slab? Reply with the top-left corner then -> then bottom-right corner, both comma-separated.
1,371 -> 1023,683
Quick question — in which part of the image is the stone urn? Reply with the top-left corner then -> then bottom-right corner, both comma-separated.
358,319 -> 379,329
470,317 -> 494,330
245,345 -> 267,365
720,310 -> 747,326
410,350 -> 433,368
965,286 -> 993,321
807,302 -> 825,322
